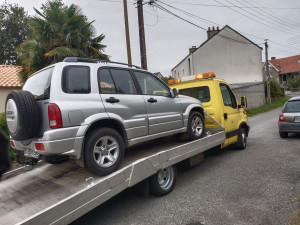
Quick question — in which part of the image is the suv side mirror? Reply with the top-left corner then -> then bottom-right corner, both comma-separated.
240,96 -> 247,108
172,88 -> 179,97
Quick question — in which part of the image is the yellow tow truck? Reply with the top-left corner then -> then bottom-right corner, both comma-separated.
168,72 -> 249,149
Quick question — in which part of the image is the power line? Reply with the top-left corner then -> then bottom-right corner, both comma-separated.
161,1 -> 300,10
216,0 -> 299,35
153,1 -> 256,45
232,0 -> 299,33
244,0 -> 300,28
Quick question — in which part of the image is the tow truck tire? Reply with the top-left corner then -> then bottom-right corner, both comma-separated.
187,111 -> 205,140
149,165 -> 177,196
84,128 -> 125,176
5,90 -> 40,141
236,127 -> 247,150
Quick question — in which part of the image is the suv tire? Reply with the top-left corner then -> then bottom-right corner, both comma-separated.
84,128 -> 125,176
279,131 -> 288,138
187,111 -> 204,140
5,90 -> 40,141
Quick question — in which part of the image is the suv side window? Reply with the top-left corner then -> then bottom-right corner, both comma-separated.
98,69 -> 117,94
62,66 -> 90,94
179,86 -> 210,102
109,69 -> 137,94
134,71 -> 170,97
220,83 -> 237,108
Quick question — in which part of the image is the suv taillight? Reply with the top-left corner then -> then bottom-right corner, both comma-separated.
279,113 -> 286,122
48,104 -> 62,128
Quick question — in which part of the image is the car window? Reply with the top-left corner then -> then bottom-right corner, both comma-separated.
62,66 -> 90,94
220,83 -> 237,108
109,69 -> 137,94
284,100 -> 300,112
98,69 -> 117,94
23,67 -> 53,100
179,86 -> 210,102
134,71 -> 170,97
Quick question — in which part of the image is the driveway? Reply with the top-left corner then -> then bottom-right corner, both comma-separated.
72,107 -> 300,225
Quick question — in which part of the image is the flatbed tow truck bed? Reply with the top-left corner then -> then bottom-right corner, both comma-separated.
0,125 -> 225,225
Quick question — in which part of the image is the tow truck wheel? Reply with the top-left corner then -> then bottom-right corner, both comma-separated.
84,128 -> 125,176
149,165 -> 177,196
236,127 -> 247,150
187,111 -> 205,140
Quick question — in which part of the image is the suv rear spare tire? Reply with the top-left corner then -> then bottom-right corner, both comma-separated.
5,90 -> 40,141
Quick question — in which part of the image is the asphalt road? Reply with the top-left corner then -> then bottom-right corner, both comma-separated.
72,107 -> 300,225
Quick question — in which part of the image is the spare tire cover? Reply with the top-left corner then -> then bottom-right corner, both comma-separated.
5,90 -> 40,141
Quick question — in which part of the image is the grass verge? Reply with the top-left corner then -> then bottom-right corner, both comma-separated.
246,96 -> 291,117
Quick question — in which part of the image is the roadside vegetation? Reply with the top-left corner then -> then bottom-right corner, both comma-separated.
17,0 -> 109,82
0,113 -> 14,160
290,198 -> 300,225
246,96 -> 290,117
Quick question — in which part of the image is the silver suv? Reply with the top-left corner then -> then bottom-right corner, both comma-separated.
6,57 -> 205,175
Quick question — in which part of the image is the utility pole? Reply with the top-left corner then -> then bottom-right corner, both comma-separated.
137,0 -> 148,70
265,39 -> 271,104
123,0 -> 132,65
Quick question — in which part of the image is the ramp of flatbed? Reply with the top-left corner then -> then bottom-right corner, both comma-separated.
0,130 -> 224,225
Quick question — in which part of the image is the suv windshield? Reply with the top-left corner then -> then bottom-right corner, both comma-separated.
284,100 -> 300,112
23,67 -> 53,100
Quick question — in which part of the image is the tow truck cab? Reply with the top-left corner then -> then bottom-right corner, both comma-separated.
169,72 -> 249,148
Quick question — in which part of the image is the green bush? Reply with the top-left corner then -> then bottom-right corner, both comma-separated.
265,79 -> 284,97
287,77 -> 300,89
0,112 -> 15,160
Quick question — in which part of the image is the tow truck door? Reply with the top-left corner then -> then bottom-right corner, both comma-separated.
219,82 -> 240,146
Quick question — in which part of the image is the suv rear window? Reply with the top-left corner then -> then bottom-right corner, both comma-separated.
62,66 -> 90,94
179,86 -> 210,102
284,100 -> 300,112
23,67 -> 53,100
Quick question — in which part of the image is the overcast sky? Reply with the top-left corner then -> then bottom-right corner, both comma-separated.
2,0 -> 300,76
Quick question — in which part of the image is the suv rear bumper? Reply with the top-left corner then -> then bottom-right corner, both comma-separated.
11,126 -> 86,158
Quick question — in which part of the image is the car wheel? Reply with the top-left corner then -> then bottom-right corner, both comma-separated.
236,127 -> 247,150
5,90 -> 40,141
149,165 -> 177,196
44,155 -> 70,164
187,111 -> 205,140
84,128 -> 124,176
279,131 -> 288,138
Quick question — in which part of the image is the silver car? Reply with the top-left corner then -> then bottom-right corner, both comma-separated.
278,96 -> 300,138
5,57 -> 205,175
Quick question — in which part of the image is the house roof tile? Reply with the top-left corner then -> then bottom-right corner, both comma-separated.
0,65 -> 22,87
268,55 -> 300,74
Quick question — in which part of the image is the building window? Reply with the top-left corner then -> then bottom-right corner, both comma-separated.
174,70 -> 176,78
183,69 -> 185,76
188,58 -> 191,75
297,59 -> 300,64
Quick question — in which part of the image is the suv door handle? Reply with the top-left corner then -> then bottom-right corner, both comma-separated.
147,98 -> 157,103
106,97 -> 120,103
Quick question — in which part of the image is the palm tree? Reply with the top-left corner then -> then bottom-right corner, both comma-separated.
17,0 -> 109,82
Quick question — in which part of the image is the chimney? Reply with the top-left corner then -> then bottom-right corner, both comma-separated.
207,26 -> 220,40
271,57 -> 276,60
189,46 -> 197,54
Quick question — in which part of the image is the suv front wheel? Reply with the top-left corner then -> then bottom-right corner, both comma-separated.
84,128 -> 125,176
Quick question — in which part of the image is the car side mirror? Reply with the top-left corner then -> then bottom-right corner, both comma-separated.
172,88 -> 179,97
240,96 -> 247,108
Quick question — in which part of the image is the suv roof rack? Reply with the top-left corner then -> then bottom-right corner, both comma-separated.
63,57 -> 143,70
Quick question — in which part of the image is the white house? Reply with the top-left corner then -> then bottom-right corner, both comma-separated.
171,25 -> 263,84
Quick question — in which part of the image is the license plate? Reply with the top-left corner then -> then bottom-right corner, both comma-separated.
23,148 -> 39,159
295,116 -> 300,122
